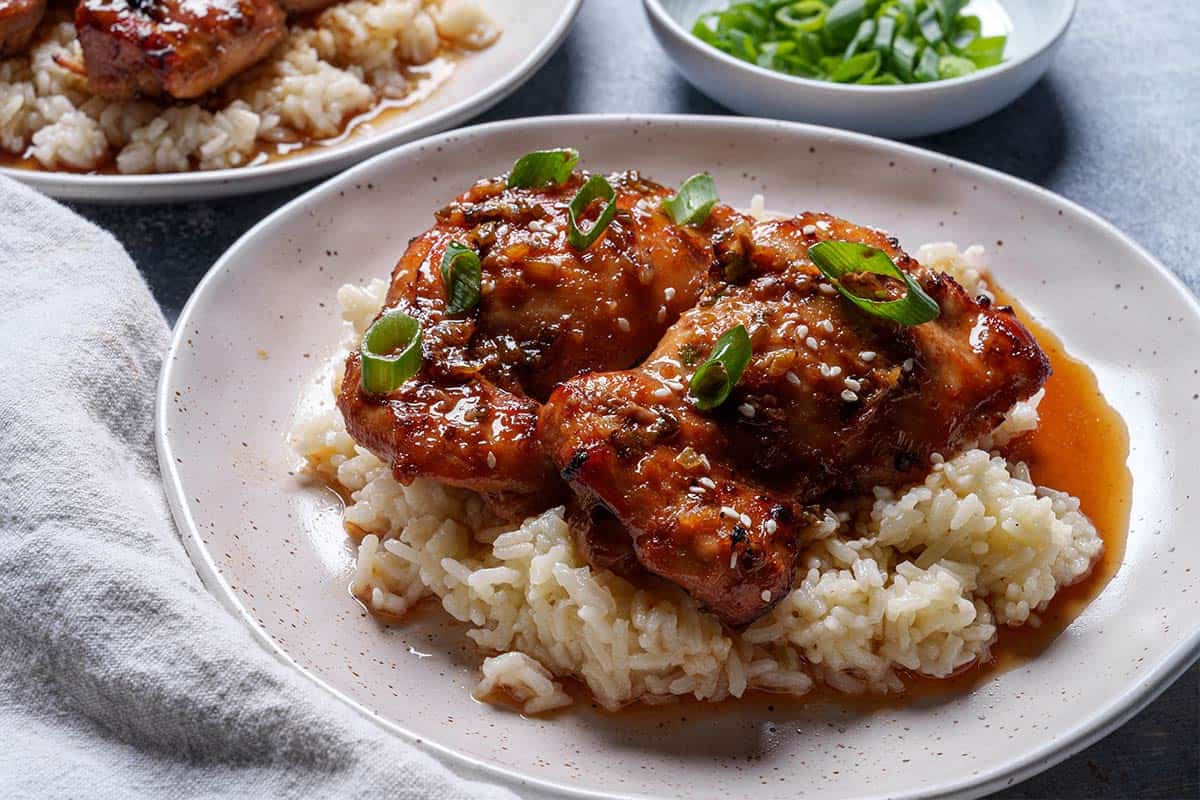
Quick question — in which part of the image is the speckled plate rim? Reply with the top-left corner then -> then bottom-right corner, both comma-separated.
642,0 -> 1077,95
157,114 -> 1200,800
0,0 -> 582,204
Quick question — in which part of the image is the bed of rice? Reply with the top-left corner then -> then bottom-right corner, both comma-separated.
291,242 -> 1103,714
0,0 -> 496,173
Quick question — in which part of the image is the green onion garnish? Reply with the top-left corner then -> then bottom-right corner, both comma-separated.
690,0 -> 1005,86
508,148 -> 580,189
808,240 -> 940,325
567,174 -> 617,250
689,324 -> 752,411
439,241 -> 481,314
776,1 -> 827,33
663,173 -> 720,226
359,309 -> 423,394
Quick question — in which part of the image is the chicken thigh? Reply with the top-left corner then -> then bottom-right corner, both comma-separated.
76,0 -> 286,99
539,213 -> 1050,626
338,169 -> 747,517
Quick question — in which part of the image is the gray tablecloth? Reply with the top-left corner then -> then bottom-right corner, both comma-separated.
50,0 -> 1200,797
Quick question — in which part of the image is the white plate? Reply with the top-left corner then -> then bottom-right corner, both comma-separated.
158,115 -> 1200,800
644,0 -> 1075,138
1,0 -> 580,203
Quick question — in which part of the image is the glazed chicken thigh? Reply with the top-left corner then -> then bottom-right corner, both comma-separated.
539,213 -> 1050,627
76,0 -> 286,99
338,170 -> 746,517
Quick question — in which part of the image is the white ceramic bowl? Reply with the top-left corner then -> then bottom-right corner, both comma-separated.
159,115 -> 1200,799
0,0 -> 581,203
644,0 -> 1076,138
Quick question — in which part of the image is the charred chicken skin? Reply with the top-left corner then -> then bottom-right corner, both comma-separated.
538,213 -> 1050,627
337,171 -> 744,516
0,0 -> 45,56
75,0 -> 286,99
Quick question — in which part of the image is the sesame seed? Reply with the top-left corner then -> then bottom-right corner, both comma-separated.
796,324 -> 809,338
819,319 -> 834,333
616,317 -> 631,332
859,350 -> 876,362
802,224 -> 817,235
806,336 -> 819,351
844,377 -> 862,391
699,477 -> 717,489
730,551 -> 738,569
765,519 -> 778,534
841,389 -> 859,402
486,452 -> 497,469
656,306 -> 667,323
652,386 -> 672,399
738,403 -> 756,418
829,365 -> 842,377
819,363 -> 831,377
902,358 -> 915,372
761,590 -> 772,602
688,486 -> 706,495
698,453 -> 711,469
739,513 -> 752,527
720,506 -> 739,520
664,287 -> 676,301
818,283 -> 837,295
786,371 -> 802,386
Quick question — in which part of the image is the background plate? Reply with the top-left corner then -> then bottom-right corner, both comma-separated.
158,115 -> 1200,799
2,0 -> 581,203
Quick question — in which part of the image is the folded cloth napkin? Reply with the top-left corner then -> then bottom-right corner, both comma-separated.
0,178 -> 515,800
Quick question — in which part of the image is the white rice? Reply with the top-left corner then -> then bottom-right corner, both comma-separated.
0,0 -> 497,173
291,244 -> 1102,713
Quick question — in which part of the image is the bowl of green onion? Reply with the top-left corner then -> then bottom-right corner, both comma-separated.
643,0 -> 1076,138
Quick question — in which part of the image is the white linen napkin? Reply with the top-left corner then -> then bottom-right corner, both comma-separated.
0,177 -> 515,800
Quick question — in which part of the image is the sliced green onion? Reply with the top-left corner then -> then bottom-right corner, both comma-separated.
360,309 -> 423,394
689,325 -> 752,411
507,148 -> 579,189
873,14 -> 896,52
937,53 -> 976,79
824,0 -> 868,46
962,35 -> 1006,68
808,240 -> 940,325
775,0 -> 828,33
913,44 -> 941,82
663,173 -> 720,226
931,0 -> 966,32
439,241 -> 481,314
842,18 -> 876,59
890,34 -> 919,81
917,6 -> 943,44
567,174 -> 617,250
831,49 -> 881,82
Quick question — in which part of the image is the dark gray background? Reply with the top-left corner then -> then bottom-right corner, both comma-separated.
66,0 -> 1199,796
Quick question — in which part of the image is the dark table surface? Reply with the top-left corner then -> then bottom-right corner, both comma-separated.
66,0 -> 1199,796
